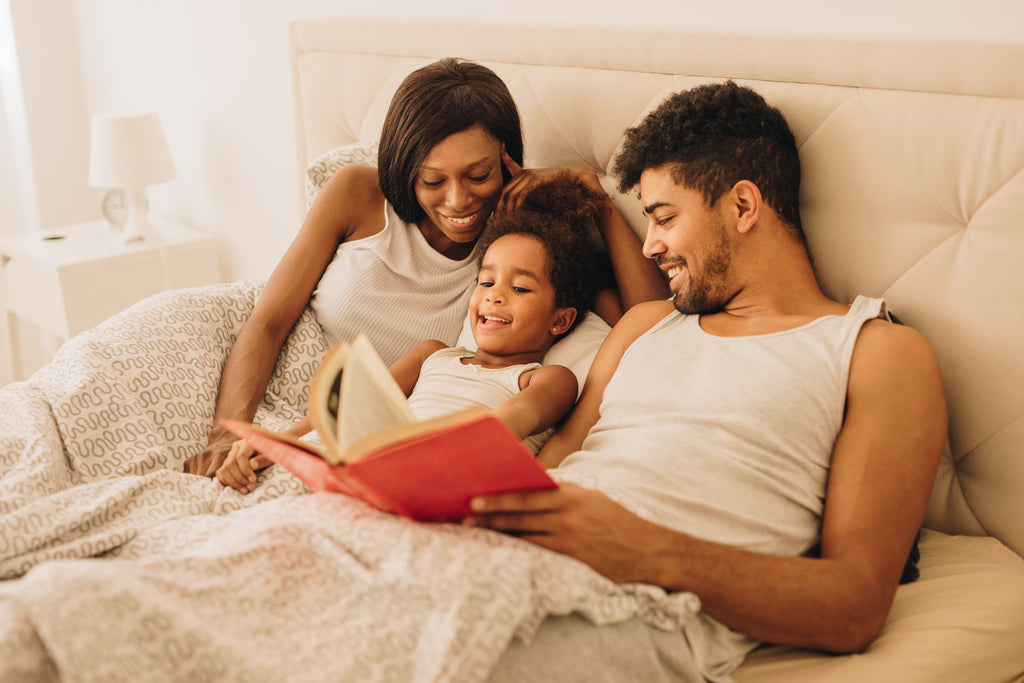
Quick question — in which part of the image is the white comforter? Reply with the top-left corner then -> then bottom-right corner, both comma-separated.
0,282 -> 706,682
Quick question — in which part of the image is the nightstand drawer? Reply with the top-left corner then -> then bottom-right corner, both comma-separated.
2,238 -> 201,338
3,250 -> 70,335
1,220 -> 221,382
58,254 -> 173,337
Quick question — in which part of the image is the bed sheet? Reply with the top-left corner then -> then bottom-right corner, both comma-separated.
0,281 -> 726,682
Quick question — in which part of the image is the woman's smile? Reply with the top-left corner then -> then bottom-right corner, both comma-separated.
415,124 -> 504,253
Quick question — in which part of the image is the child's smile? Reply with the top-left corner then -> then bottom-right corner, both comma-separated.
468,234 -> 573,366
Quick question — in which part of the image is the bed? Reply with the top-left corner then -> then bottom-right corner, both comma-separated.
1,18 -> 1023,682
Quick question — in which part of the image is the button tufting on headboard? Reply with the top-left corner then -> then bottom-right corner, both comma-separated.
291,21 -> 1024,558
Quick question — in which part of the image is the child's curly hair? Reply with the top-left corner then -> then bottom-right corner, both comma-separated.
477,172 -> 605,335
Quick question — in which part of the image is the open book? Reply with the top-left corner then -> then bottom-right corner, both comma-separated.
222,334 -> 557,521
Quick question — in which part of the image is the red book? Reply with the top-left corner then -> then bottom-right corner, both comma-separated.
222,411 -> 556,521
221,335 -> 557,521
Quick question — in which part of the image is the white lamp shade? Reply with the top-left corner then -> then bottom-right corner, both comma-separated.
88,111 -> 176,189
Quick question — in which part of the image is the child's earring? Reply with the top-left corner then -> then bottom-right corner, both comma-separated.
551,308 -> 577,336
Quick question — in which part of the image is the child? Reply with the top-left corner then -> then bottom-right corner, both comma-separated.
217,174 -> 604,493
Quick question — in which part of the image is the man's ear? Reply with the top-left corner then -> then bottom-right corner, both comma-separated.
551,307 -> 578,336
730,180 -> 762,235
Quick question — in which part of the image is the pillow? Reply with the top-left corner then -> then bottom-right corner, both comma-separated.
733,530 -> 1024,682
457,311 -> 611,396
305,140 -> 379,209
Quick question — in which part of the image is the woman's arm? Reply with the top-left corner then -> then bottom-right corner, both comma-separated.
215,414 -> 315,493
185,165 -> 384,476
590,188 -> 669,319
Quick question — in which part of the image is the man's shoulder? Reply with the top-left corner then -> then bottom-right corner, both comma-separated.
590,300 -> 677,377
608,299 -> 678,346
851,317 -> 942,390
858,315 -> 933,351
622,299 -> 677,330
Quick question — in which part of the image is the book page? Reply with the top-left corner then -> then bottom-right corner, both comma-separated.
308,342 -> 350,460
336,335 -> 416,454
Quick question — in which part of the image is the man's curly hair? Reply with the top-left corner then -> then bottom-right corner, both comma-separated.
613,81 -> 804,243
477,172 -> 604,335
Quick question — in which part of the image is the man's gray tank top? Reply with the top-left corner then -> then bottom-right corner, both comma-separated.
557,296 -> 888,558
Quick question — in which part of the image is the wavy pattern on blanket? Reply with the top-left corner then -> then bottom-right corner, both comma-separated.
0,281 -> 711,683
0,280 -> 322,577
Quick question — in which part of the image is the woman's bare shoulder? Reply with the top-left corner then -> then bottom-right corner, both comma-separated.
319,164 -> 383,207
306,165 -> 387,240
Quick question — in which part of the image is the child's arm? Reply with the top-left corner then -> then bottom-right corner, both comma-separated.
389,340 -> 447,396
218,339 -> 445,493
494,364 -> 578,442
216,415 -> 314,493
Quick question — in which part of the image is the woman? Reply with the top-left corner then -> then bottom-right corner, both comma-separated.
185,58 -> 665,477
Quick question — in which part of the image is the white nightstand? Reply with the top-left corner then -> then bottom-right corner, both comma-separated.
0,220 -> 221,382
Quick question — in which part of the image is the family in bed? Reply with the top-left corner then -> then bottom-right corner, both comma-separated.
173,57 -> 946,678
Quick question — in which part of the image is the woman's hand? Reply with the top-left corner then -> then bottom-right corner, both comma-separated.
498,147 -> 610,214
184,434 -> 236,477
496,146 -> 668,323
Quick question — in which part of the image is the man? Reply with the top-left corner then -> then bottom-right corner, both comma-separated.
471,81 -> 946,667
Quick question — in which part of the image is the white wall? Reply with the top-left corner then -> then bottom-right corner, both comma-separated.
1,0 -> 1022,384
62,0 -> 1024,283
3,0 -> 94,234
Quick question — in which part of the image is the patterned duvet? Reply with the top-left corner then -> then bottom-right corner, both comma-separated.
0,281 -> 705,682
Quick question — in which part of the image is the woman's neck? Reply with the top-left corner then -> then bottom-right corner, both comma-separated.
418,221 -> 478,260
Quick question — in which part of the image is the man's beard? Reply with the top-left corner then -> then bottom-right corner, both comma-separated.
671,215 -> 733,315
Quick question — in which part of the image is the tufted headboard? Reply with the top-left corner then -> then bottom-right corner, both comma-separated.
289,20 -> 1024,558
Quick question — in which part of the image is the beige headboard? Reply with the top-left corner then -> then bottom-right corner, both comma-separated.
290,20 -> 1024,557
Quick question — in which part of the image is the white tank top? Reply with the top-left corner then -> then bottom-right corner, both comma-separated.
310,202 -> 480,366
407,347 -> 549,454
556,296 -> 887,557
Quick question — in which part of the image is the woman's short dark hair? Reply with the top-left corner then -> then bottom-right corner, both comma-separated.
378,58 -> 524,225
613,81 -> 805,243
477,173 -> 603,335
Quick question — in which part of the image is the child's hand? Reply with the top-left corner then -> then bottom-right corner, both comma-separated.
215,439 -> 273,494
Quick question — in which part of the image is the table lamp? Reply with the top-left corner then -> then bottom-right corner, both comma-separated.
88,111 -> 176,246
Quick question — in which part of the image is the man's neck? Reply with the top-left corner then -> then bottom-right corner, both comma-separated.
699,240 -> 845,337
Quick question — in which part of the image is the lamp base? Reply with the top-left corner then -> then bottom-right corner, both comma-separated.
113,187 -> 152,246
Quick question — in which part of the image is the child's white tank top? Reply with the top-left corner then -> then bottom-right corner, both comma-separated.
407,347 -> 548,454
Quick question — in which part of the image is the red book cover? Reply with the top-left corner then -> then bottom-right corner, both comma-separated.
222,413 -> 557,522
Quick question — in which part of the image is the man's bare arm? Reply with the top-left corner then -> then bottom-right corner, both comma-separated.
538,300 -> 674,468
471,319 -> 946,653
